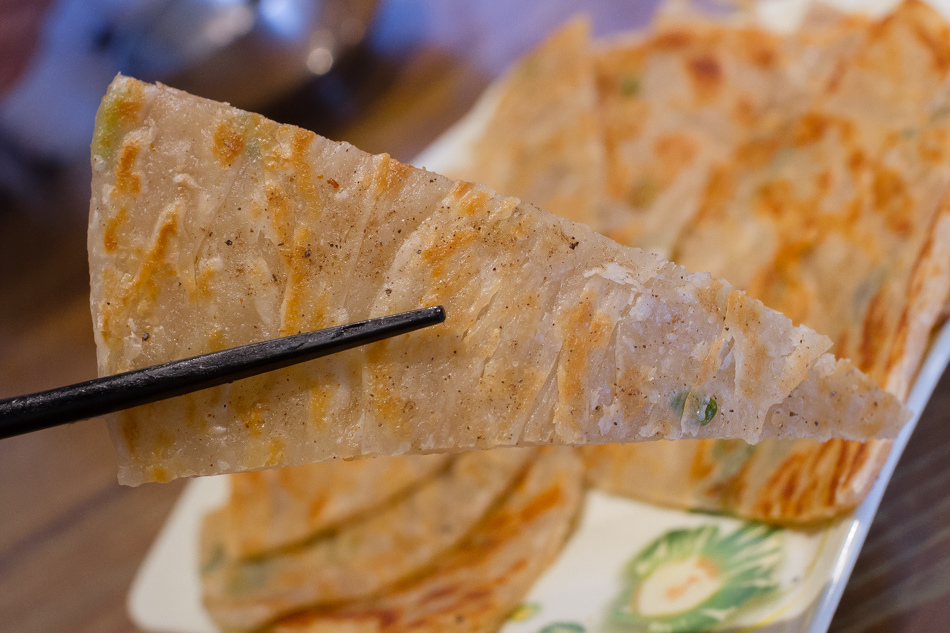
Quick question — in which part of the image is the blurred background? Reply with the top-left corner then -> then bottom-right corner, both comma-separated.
1,1 -> 949,632
0,0 -> 666,208
0,0 -> 660,434
0,3 -> 662,633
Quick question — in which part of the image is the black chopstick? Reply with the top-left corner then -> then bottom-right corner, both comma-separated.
0,306 -> 446,440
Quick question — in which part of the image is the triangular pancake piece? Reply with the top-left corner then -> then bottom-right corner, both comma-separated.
266,448 -> 583,633
224,453 -> 450,559
433,18 -> 611,230
582,0 -> 950,523
88,76 -> 906,485
200,449 -> 533,631
594,18 -> 800,257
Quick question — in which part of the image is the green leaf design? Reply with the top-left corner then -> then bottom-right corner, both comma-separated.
608,524 -> 783,632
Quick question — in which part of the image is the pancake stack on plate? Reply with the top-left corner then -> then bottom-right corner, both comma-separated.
192,3 -> 950,628
84,2 -> 950,631
448,0 -> 950,524
198,448 -> 583,632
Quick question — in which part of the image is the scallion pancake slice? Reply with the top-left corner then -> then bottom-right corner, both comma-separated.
267,448 -> 584,633
223,454 -> 450,559
200,449 -> 533,631
89,76 -> 907,486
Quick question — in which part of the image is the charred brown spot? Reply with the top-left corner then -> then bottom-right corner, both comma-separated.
288,127 -> 319,205
910,18 -> 950,74
113,138 -> 142,197
150,465 -> 170,483
653,29 -> 692,50
265,183 -> 293,250
819,439 -> 849,507
112,206 -> 180,314
848,149 -> 866,175
872,166 -> 913,235
736,137 -> 781,170
555,291 -> 611,435
689,441 -> 719,481
824,60 -> 847,94
448,181 -> 490,217
685,54 -> 723,101
423,227 -> 478,282
843,442 -> 875,489
151,211 -> 179,263
372,609 -> 400,627
460,587 -> 493,603
654,133 -> 699,182
859,284 -> 890,374
113,83 -> 144,123
212,119 -> 245,166
792,112 -> 829,147
372,153 -> 415,193
753,451 -> 805,519
755,180 -> 792,220
306,381 -> 335,434
692,165 -> 736,224
918,127 -> 949,163
740,30 -> 778,68
884,216 -> 946,387
779,457 -> 805,516
420,585 -> 459,603
873,162 -> 904,203
518,485 -> 562,524
120,413 -> 140,455
365,340 -> 414,436
748,242 -> 813,325
732,95 -> 757,127
103,206 -> 128,253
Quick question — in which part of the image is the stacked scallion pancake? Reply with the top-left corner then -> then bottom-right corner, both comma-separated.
83,4 -> 946,630
449,0 -> 950,524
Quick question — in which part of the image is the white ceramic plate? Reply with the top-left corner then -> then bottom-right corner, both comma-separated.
127,1 -> 950,631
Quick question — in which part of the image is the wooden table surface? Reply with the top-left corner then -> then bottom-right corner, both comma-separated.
2,2 -> 949,632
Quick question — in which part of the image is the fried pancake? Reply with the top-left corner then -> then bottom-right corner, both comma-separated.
201,449 -> 533,631
223,454 -> 450,559
444,1 -> 950,523
585,0 -> 950,523
88,76 -> 904,485
449,18 -> 610,229
266,448 -> 584,633
594,17 -> 803,257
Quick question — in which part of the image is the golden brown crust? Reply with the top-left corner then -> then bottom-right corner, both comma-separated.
265,449 -> 584,633
467,2 -> 950,523
201,450 -> 535,631
223,454 -> 451,559
459,18 -> 609,229
88,76 -> 902,485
